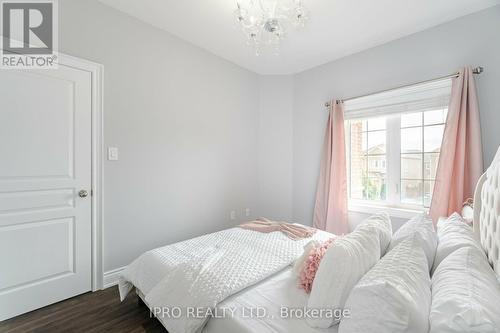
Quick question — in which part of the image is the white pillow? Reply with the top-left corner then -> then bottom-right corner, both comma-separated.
339,235 -> 431,333
430,246 -> 500,333
356,212 -> 392,256
432,212 -> 484,273
306,226 -> 380,328
388,213 -> 437,269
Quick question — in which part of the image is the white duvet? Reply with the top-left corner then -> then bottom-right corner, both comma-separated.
119,227 -> 331,333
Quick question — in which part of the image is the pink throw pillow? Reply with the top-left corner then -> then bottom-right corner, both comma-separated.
298,237 -> 336,293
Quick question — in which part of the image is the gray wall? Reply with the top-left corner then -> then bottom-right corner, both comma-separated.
292,6 -> 500,227
258,76 -> 294,221
59,0 -> 260,272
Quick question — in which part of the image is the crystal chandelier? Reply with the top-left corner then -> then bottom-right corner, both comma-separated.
234,0 -> 309,55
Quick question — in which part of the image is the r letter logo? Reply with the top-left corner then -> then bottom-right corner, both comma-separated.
1,0 -> 58,69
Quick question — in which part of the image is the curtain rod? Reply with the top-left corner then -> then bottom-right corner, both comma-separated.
324,66 -> 484,108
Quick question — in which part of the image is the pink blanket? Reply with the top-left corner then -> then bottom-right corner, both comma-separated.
239,218 -> 316,240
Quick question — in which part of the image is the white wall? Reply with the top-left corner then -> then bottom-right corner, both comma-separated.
59,0 -> 260,272
292,6 -> 500,228
258,76 -> 294,220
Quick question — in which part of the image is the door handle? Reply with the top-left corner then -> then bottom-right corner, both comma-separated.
79,190 -> 89,198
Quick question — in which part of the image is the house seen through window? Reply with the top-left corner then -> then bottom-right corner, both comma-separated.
347,109 -> 447,210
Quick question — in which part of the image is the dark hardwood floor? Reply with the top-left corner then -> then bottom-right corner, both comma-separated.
0,287 -> 166,333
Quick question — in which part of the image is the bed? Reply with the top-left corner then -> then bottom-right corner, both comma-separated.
119,227 -> 335,333
474,149 -> 500,278
119,148 -> 500,333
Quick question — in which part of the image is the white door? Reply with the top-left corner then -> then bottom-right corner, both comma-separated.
0,64 -> 92,320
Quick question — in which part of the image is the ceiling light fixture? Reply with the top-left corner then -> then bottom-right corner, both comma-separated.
234,0 -> 309,56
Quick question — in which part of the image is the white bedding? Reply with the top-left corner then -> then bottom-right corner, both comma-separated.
119,227 -> 332,333
203,268 -> 338,333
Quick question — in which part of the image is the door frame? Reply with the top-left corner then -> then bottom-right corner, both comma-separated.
1,49 -> 104,294
59,53 -> 104,291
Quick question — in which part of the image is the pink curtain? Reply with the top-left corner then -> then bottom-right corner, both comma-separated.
430,67 -> 483,223
313,100 -> 349,234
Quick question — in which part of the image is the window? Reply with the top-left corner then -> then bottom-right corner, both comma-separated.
349,117 -> 387,202
400,109 -> 447,207
345,79 -> 451,211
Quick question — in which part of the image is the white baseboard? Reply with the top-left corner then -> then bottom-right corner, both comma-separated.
103,266 -> 126,289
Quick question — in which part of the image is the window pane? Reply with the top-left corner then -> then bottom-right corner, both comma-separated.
424,125 -> 444,152
367,131 -> 386,154
363,177 -> 387,201
424,153 -> 440,179
424,109 -> 448,125
350,119 -> 366,133
401,154 -> 422,179
350,170 -> 366,200
350,155 -> 366,199
350,122 -> 366,199
424,180 -> 435,207
368,156 -> 386,175
401,127 -> 422,153
350,121 -> 365,153
401,112 -> 422,128
401,180 -> 423,205
348,117 -> 387,203
367,117 -> 386,131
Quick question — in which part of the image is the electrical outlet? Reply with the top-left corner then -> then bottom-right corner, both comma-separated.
108,147 -> 119,161
245,208 -> 251,217
230,210 -> 236,220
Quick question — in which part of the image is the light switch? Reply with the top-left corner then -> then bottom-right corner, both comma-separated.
108,147 -> 119,161
245,208 -> 251,217
230,210 -> 236,220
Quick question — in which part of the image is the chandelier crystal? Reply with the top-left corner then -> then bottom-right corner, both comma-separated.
234,0 -> 309,55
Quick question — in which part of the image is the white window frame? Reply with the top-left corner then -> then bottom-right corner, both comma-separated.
347,111 -> 450,218
344,79 -> 452,218
347,115 -> 428,219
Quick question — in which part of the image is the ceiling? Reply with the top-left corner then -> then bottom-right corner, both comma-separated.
98,0 -> 500,75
